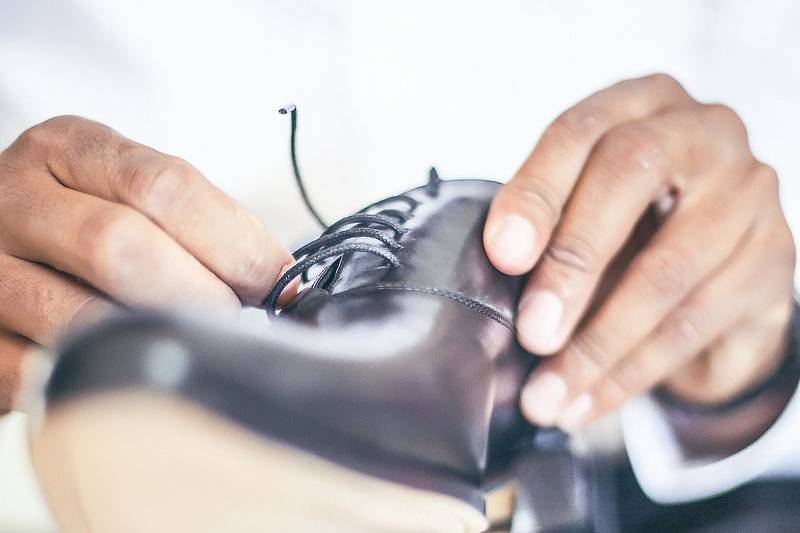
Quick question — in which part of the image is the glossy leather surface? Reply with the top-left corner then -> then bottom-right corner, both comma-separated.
288,179 -> 521,325
45,177 -> 538,510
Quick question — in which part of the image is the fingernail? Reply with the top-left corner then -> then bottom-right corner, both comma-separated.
558,393 -> 593,431
488,214 -> 536,271
521,371 -> 567,425
518,290 -> 563,353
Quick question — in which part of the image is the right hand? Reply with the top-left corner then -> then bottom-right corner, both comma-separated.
0,116 -> 294,410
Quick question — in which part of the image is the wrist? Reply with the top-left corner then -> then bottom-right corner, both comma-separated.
663,298 -> 794,405
654,300 -> 800,458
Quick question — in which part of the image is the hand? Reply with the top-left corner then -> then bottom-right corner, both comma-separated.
483,74 -> 796,430
0,116 -> 293,411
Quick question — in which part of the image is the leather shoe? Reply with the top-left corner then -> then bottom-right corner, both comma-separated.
37,171 -> 539,532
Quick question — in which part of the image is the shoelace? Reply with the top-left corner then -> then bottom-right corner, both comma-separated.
264,211 -> 411,316
263,105 -> 418,316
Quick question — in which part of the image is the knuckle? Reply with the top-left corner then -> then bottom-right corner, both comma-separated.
740,162 -> 781,214
643,72 -> 686,96
14,120 -> 59,153
749,162 -> 779,193
35,117 -> 121,171
662,305 -> 705,349
11,116 -> 85,158
768,220 -> 797,272
505,180 -> 562,229
599,123 -> 663,178
703,104 -> 749,157
746,164 -> 793,262
63,294 -> 114,338
569,330 -> 613,374
124,156 -> 198,213
703,103 -> 746,136
637,246 -> 694,299
545,231 -> 602,275
79,207 -> 148,284
606,362 -> 640,398
547,104 -> 605,145
39,115 -> 82,129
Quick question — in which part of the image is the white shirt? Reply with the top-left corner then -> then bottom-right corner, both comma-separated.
1,0 -> 799,529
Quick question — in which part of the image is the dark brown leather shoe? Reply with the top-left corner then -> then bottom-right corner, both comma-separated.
38,172 -> 539,532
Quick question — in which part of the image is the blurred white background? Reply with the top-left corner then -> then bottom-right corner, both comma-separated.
1,1 -> 798,530
2,1 -> 799,248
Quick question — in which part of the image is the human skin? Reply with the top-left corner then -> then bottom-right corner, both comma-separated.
0,74 -> 795,436
0,116 -> 294,411
483,73 -> 797,432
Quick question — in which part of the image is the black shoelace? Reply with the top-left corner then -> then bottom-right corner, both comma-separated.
264,105 -> 417,316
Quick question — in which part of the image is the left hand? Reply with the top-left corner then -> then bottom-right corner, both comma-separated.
483,73 -> 796,430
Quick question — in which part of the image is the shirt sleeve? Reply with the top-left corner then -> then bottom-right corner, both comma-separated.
621,303 -> 800,504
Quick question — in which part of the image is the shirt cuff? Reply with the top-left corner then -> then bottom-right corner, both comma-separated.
621,303 -> 800,504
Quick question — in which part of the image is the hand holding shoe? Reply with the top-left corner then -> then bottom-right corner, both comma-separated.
0,116 -> 293,410
484,74 -> 797,429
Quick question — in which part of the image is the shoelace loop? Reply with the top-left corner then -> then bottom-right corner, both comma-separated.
264,209 -> 412,316
266,104 -> 425,317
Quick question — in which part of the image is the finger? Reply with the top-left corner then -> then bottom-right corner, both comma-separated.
515,104 -> 750,355
557,211 -> 795,430
0,331 -> 31,412
11,116 -> 293,305
520,163 -> 766,426
0,254 -> 116,346
484,73 -> 692,274
0,171 -> 241,312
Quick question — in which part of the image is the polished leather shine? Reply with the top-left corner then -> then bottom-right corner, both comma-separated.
45,176 -> 538,510
286,178 -> 521,326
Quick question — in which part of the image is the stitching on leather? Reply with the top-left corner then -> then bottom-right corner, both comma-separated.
337,282 -> 514,330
